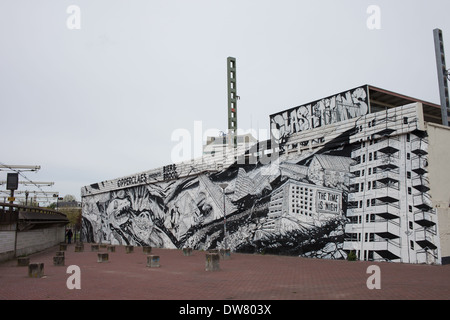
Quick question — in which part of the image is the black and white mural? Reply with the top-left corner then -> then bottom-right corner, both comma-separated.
270,86 -> 369,146
82,139 -> 352,259
82,100 -> 440,264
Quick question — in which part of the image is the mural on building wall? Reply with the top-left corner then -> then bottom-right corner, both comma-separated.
82,134 -> 353,259
270,86 -> 369,146
82,102 -> 440,264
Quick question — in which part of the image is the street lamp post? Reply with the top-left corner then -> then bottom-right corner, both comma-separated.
219,183 -> 228,250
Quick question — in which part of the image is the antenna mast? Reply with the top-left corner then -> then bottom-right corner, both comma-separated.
433,28 -> 450,126
227,57 -> 238,148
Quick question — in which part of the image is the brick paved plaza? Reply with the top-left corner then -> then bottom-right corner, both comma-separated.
0,244 -> 449,301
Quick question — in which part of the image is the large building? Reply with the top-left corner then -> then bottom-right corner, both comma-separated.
81,84 -> 450,264
344,103 -> 443,264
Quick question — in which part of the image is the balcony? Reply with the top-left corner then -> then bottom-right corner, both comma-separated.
411,153 -> 428,176
377,137 -> 400,155
373,170 -> 399,185
371,202 -> 400,220
414,209 -> 436,228
342,240 -> 361,251
370,240 -> 401,260
413,194 -> 433,211
374,127 -> 396,137
372,220 -> 400,239
343,241 -> 360,252
343,238 -> 401,261
374,154 -> 400,171
411,138 -> 428,157
346,207 -> 363,217
411,166 -> 427,176
344,217 -> 400,238
373,180 -> 400,192
344,223 -> 361,235
374,187 -> 400,204
415,228 -> 437,250
412,176 -> 430,193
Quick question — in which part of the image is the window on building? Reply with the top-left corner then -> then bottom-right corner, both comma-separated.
410,240 -> 415,250
407,171 -> 411,179
409,221 -> 413,230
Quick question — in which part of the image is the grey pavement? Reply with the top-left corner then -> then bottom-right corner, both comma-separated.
0,244 -> 449,301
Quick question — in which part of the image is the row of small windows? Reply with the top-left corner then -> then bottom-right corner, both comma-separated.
355,181 -> 378,192
348,233 -> 414,250
356,117 -> 409,133
349,214 -> 376,224
293,199 -> 313,205
291,186 -> 314,196
353,172 -> 414,193
349,216 -> 418,234
346,232 -> 375,242
294,209 -> 313,216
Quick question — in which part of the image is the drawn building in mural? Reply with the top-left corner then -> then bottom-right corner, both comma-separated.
265,179 -> 343,233
81,84 -> 450,264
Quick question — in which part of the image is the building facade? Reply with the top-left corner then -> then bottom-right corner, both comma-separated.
343,105 -> 439,264
81,85 -> 450,264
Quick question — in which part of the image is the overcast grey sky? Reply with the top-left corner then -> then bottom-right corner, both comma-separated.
1,0 -> 450,202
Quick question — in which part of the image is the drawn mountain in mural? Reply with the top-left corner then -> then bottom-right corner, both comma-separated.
197,175 -> 236,220
167,191 -> 199,240
307,154 -> 353,190
279,162 -> 308,181
233,168 -> 256,201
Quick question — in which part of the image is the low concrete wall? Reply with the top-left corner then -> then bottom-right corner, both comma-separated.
0,225 -> 66,262
16,226 -> 66,257
0,203 -> 68,262
0,224 -> 17,262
